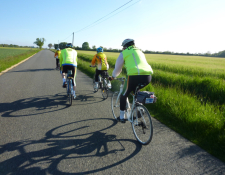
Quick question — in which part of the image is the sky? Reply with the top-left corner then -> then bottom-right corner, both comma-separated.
0,0 -> 225,54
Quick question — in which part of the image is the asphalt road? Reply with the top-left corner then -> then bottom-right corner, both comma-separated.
0,50 -> 224,175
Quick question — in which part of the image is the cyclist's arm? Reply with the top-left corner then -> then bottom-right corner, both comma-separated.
54,52 -> 57,57
91,55 -> 97,67
59,51 -> 63,67
112,53 -> 124,78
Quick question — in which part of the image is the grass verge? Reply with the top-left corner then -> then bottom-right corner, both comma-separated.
0,49 -> 40,73
77,54 -> 225,163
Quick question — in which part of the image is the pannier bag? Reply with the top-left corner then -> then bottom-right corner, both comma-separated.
137,91 -> 157,104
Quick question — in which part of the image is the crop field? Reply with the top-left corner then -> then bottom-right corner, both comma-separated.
76,50 -> 225,162
0,47 -> 39,73
0,47 -> 36,60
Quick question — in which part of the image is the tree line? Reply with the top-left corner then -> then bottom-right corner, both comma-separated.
53,41 -> 225,58
0,44 -> 35,48
144,50 -> 225,57
2,38 -> 225,58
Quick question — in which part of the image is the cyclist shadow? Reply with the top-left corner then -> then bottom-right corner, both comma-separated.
0,93 -> 69,118
0,119 -> 142,175
73,90 -> 106,105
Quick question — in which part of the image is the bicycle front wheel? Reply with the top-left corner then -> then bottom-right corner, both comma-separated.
111,91 -> 120,120
132,104 -> 153,145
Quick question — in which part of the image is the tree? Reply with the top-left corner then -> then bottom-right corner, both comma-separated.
82,42 -> 90,50
54,44 -> 59,50
33,38 -> 46,49
48,43 -> 53,49
59,42 -> 67,50
92,45 -> 96,50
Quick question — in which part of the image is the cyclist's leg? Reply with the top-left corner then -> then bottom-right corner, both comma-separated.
118,76 -> 132,122
67,66 -> 77,97
56,59 -> 59,68
94,69 -> 101,89
72,66 -> 77,96
62,66 -> 67,87
95,69 -> 100,82
132,75 -> 152,92
119,75 -> 152,120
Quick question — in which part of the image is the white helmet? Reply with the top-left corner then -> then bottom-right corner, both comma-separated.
57,48 -> 60,50
121,38 -> 134,46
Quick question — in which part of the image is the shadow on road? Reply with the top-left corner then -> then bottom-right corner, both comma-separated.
0,118 -> 142,175
0,93 -> 69,117
0,89 -> 112,117
9,68 -> 56,73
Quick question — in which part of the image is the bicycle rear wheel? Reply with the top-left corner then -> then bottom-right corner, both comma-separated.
111,91 -> 120,120
68,80 -> 73,106
132,104 -> 153,145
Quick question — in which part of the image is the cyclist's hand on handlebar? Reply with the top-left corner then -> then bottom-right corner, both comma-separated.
108,76 -> 114,81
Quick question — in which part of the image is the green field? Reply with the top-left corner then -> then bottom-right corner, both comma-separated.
76,50 -> 225,162
0,47 -> 36,60
0,47 -> 40,73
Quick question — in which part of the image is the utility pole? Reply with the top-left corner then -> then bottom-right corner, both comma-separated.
72,32 -> 74,47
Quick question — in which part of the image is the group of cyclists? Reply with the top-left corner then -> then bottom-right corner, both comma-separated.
54,39 -> 153,123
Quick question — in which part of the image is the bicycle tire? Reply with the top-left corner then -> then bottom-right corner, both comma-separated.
111,91 -> 120,120
68,80 -> 73,106
101,79 -> 108,99
131,104 -> 153,145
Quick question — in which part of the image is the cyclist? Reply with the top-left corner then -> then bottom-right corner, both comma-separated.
109,39 -> 153,123
59,43 -> 78,98
90,47 -> 110,90
54,48 -> 61,69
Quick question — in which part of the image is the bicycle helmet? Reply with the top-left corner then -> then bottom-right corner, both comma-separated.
96,47 -> 103,53
57,48 -> 60,50
121,38 -> 134,47
66,43 -> 73,48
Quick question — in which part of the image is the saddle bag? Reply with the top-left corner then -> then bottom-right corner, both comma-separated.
137,91 -> 157,104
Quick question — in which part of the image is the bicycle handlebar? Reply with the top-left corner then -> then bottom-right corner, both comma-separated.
90,65 -> 96,67
114,77 -> 125,81
109,77 -> 125,81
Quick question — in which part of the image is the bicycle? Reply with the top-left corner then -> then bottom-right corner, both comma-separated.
90,66 -> 111,99
66,70 -> 75,105
111,77 -> 156,145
